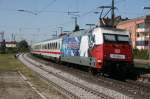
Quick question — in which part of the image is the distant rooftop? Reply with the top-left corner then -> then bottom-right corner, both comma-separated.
0,41 -> 16,44
118,15 -> 150,25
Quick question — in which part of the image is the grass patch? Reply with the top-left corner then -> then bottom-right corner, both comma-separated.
0,53 -> 38,79
0,54 -> 67,99
0,54 -> 47,90
0,54 -> 19,71
133,49 -> 149,59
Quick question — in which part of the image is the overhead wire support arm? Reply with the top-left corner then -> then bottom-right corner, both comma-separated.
17,9 -> 38,15
144,7 -> 150,9
111,0 -> 115,27
99,8 -> 104,19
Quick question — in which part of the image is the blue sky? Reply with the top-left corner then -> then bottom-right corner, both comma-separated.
0,0 -> 150,44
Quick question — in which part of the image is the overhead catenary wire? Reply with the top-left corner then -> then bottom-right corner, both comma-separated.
37,0 -> 57,14
2,0 -> 141,42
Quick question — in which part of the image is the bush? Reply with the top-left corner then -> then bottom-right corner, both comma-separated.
133,48 -> 149,59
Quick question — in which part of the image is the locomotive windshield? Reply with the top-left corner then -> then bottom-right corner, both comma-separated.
103,33 -> 129,43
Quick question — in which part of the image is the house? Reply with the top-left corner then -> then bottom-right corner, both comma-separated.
117,15 -> 150,50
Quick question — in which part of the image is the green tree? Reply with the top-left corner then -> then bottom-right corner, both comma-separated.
17,40 -> 30,52
0,40 -> 6,54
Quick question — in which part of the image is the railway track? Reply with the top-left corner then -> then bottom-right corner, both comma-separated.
97,77 -> 150,99
20,53 -> 150,99
19,54 -> 113,99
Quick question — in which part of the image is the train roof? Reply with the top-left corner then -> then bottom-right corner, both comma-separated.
93,27 -> 129,35
32,27 -> 129,46
34,36 -> 63,43
66,27 -> 128,37
98,26 -> 128,31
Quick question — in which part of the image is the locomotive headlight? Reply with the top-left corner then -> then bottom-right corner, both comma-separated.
97,59 -> 102,63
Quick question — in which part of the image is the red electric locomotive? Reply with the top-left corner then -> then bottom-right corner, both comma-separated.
90,27 -> 133,76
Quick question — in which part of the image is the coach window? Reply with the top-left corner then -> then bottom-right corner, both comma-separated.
55,42 -> 56,49
57,42 -> 59,49
52,43 -> 54,49
51,43 -> 52,49
54,43 -> 55,49
53,43 -> 54,49
56,42 -> 57,49
54,42 -> 56,49
50,43 -> 51,49
54,43 -> 56,49
51,43 -> 53,49
58,43 -> 59,49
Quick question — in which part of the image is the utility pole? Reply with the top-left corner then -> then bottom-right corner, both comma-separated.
67,10 -> 80,32
111,0 -> 115,27
72,17 -> 78,28
52,31 -> 57,37
58,27 -> 63,35
96,0 -> 116,27
0,32 -> 4,41
72,17 -> 80,31
11,33 -> 14,41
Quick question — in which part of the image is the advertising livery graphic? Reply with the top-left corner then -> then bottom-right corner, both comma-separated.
61,36 -> 81,57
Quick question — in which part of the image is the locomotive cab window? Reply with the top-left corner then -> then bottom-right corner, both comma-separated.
103,33 -> 129,43
117,35 -> 129,42
103,34 -> 116,42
